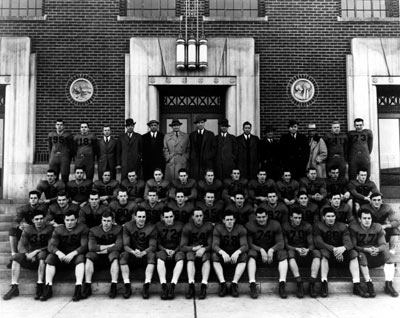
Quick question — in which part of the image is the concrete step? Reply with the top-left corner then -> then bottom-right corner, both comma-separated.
0,253 -> 11,265
0,241 -> 10,252
0,222 -> 12,231
0,231 -> 9,240
0,214 -> 14,222
0,204 -> 23,215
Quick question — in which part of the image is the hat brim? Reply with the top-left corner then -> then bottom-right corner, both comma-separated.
194,119 -> 207,124
169,122 -> 182,127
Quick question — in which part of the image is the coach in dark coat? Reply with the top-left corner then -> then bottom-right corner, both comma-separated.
279,119 -> 310,180
97,126 -> 118,180
260,125 -> 281,181
142,120 -> 165,181
116,118 -> 143,180
214,118 -> 238,180
189,116 -> 216,180
237,121 -> 260,180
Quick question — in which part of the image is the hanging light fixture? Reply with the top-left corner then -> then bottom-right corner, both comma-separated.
187,26 -> 197,69
198,17 -> 208,69
176,16 -> 185,69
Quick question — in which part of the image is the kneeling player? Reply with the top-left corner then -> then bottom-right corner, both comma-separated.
120,209 -> 157,299
282,208 -> 321,298
83,211 -> 122,299
350,209 -> 398,297
314,207 -> 367,298
246,207 -> 288,299
3,211 -> 53,300
180,207 -> 214,299
212,210 -> 248,297
41,210 -> 89,301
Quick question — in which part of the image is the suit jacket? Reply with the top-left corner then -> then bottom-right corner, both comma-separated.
142,131 -> 165,180
215,133 -> 238,180
163,131 -> 190,181
236,134 -> 260,180
117,132 -> 142,179
97,136 -> 117,174
259,137 -> 281,180
189,129 -> 216,180
279,132 -> 309,179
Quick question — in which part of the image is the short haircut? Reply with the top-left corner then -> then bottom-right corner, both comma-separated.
175,190 -> 185,196
358,208 -> 372,219
56,118 -> 64,124
102,210 -> 114,219
297,190 -> 308,198
322,207 -> 336,216
64,209 -> 78,219
307,167 -> 317,173
89,190 -> 100,197
178,168 -> 188,175
354,118 -> 364,124
205,190 -> 215,196
29,190 -> 41,198
204,168 -> 214,175
370,192 -> 383,200
357,167 -> 368,174
47,169 -> 56,175
74,166 -> 84,172
57,190 -> 69,198
162,207 -> 173,216
117,187 -> 128,194
153,168 -> 163,174
289,207 -> 303,217
329,192 -> 342,199
192,207 -> 204,216
223,209 -> 235,219
32,209 -> 46,218
329,165 -> 339,172
255,207 -> 267,215
234,190 -> 245,197
80,122 -> 89,127
135,208 -> 147,216
243,121 -> 252,128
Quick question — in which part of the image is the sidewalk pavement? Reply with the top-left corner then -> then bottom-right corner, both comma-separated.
1,293 -> 399,318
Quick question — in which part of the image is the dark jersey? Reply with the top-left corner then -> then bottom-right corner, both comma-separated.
74,133 -> 97,157
348,129 -> 373,156
93,179 -> 119,200
120,179 -> 145,202
197,179 -> 223,201
14,203 -> 48,226
324,132 -> 348,159
180,219 -> 214,253
222,178 -> 249,201
66,179 -> 93,204
225,203 -> 254,225
48,130 -> 74,157
144,179 -> 170,201
300,177 -> 327,199
248,179 -> 277,202
276,179 -> 300,201
361,203 -> 400,230
313,221 -> 353,251
48,223 -> 89,255
78,204 -> 109,229
139,201 -> 165,224
282,221 -> 314,250
46,202 -> 80,225
156,221 -> 184,251
169,178 -> 197,201
196,200 -> 225,224
36,180 -> 65,203
348,179 -> 379,204
88,224 -> 122,253
258,202 -> 289,224
123,220 -> 157,253
212,223 -> 248,255
321,203 -> 354,224
18,224 -> 54,253
325,177 -> 349,197
349,222 -> 386,252
292,202 -> 320,225
108,200 -> 137,225
167,201 -> 194,224
245,219 -> 284,251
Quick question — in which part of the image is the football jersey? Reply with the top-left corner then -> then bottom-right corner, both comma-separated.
78,204 -> 109,229
222,178 -> 249,201
282,221 -> 314,250
348,129 -> 373,156
46,203 -> 80,225
361,203 -> 400,229
225,203 -> 254,225
313,221 -> 352,250
196,200 -> 225,224
36,180 -> 65,202
74,133 -> 97,157
348,179 -> 379,203
108,200 -> 137,225
93,179 -> 119,199
325,177 -> 349,196
212,223 -> 248,255
48,130 -> 74,156
144,179 -> 170,201
258,202 -> 289,224
245,219 -> 284,251
167,201 -> 194,224
248,179 -> 277,201
123,220 -> 157,252
18,224 -> 54,253
88,224 -> 122,252
180,219 -> 214,253
276,179 -> 300,201
197,179 -> 223,201
324,132 -> 348,158
139,201 -> 165,224
66,179 -> 93,203
15,203 -> 48,225
300,177 -> 327,198
120,179 -> 145,201
169,178 -> 197,200
291,202 -> 320,224
321,203 -> 354,224
48,223 -> 89,254
349,222 -> 386,252
156,221 -> 184,251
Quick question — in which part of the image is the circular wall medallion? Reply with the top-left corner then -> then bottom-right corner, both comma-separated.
287,74 -> 318,107
66,74 -> 97,105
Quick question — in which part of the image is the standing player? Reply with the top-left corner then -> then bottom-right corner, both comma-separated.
48,118 -> 74,184
276,170 -> 299,208
66,167 -> 93,207
74,122 -> 97,180
324,121 -> 348,177
108,188 -> 138,225
246,207 -> 288,299
83,211 -> 122,299
36,169 -> 65,205
120,170 -> 145,203
212,210 -> 248,297
3,210 -> 53,300
120,209 -> 157,299
180,208 -> 214,299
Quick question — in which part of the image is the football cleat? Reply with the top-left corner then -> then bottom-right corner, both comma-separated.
367,281 -> 376,298
72,284 -> 82,302
34,283 -> 44,300
161,283 -> 168,300
231,282 -> 239,297
296,281 -> 304,298
353,283 -> 369,298
278,281 -> 287,299
40,284 -> 53,301
142,283 -> 150,299
308,281 -> 317,298
385,281 -> 399,297
199,283 -> 207,300
167,283 -> 176,300
218,282 -> 227,297
249,282 -> 258,299
123,283 -> 132,299
81,282 -> 92,299
321,281 -> 328,298
3,284 -> 19,300
185,283 -> 195,299
109,283 -> 117,299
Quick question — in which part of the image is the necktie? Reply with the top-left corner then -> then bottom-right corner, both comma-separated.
105,137 -> 109,143
198,130 -> 202,135
152,133 -> 156,139
176,132 -> 179,138
128,133 -> 132,139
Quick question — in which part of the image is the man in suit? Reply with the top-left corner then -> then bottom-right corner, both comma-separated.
142,120 -> 165,181
260,125 -> 281,181
97,126 -> 117,180
116,118 -> 143,181
189,116 -> 216,181
163,119 -> 190,182
215,118 -> 237,181
237,121 -> 260,180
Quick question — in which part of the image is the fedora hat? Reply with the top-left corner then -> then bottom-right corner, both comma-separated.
169,119 -> 183,127
194,116 -> 207,124
218,118 -> 230,127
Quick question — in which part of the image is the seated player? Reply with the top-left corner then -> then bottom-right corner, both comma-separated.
348,168 -> 379,212
299,167 -> 327,206
140,190 -> 165,224
246,207 -> 288,299
212,210 -> 248,298
292,191 -> 319,225
120,209 -> 157,299
350,209 -> 398,297
313,207 -> 367,298
119,170 -> 145,203
41,210 -> 89,301
46,191 -> 80,227
197,169 -> 223,202
180,207 -> 214,299
169,168 -> 197,202
109,188 -> 138,225
196,191 -> 225,225
276,170 -> 299,208
156,207 -> 185,300
225,190 -> 254,225
92,170 -> 119,205
248,169 -> 277,207
222,168 -> 249,204
78,190 -> 109,228
321,192 -> 354,225
3,210 -> 53,300
282,208 -> 321,298
36,169 -> 65,205
144,168 -> 170,203
325,165 -> 352,209
258,190 -> 289,224
167,190 -> 195,223
66,167 -> 93,207
83,211 -> 122,299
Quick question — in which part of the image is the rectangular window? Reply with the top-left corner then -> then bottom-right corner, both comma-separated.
0,0 -> 42,17
209,0 -> 259,18
341,0 -> 394,18
126,0 -> 176,18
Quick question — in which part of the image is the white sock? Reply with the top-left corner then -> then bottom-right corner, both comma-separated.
384,263 -> 395,281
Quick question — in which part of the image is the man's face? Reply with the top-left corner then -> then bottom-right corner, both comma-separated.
80,123 -> 89,135
196,121 -> 205,130
331,124 -> 340,134
55,121 -> 64,132
267,193 -> 278,205
149,123 -> 158,132
172,124 -> 181,132
204,193 -> 215,205
371,196 -> 382,209
290,212 -> 302,227
323,212 -> 336,226
220,126 -> 228,133
205,171 -> 214,183
179,172 -> 188,184
135,211 -> 147,227
154,171 -> 163,182
148,192 -> 158,204
117,191 -> 128,205
243,124 -> 252,135
255,212 -> 267,226
223,215 -> 235,230
126,124 -> 135,133
330,195 -> 341,208
57,195 -> 68,208
357,171 -> 368,183
163,211 -> 175,226
266,131 -> 274,138
128,172 -> 137,183
231,170 -> 240,181
257,171 -> 267,183
308,129 -> 316,137
282,172 -> 291,183
176,192 -> 185,205
75,169 -> 84,180
101,216 -> 113,232
307,170 -> 317,181
102,171 -> 111,183
33,214 -> 45,230
289,124 -> 298,134
298,194 -> 308,207
355,121 -> 364,131
234,194 -> 245,207
360,213 -> 372,228
89,195 -> 100,208
29,194 -> 39,206
47,172 -> 56,184
65,214 -> 78,231
192,210 -> 204,226
103,127 -> 111,137
329,169 -> 339,180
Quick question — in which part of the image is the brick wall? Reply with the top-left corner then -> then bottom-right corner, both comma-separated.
0,0 -> 399,160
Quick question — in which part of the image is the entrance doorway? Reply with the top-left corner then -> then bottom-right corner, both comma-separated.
159,85 -> 226,135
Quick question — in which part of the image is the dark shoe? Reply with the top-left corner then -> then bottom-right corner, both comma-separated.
321,281 -> 328,298
219,282 -> 227,297
185,283 -> 195,299
199,283 -> 207,300
3,284 -> 19,300
40,284 -> 53,301
249,282 -> 258,299
353,283 -> 369,298
385,281 -> 399,297
231,282 -> 239,297
34,283 -> 44,300
142,283 -> 150,299
161,283 -> 168,300
109,283 -> 117,299
167,283 -> 176,300
308,281 -> 317,298
278,281 -> 287,299
367,281 -> 376,298
123,283 -> 132,299
81,282 -> 92,299
72,285 -> 82,302
296,281 -> 304,298
6,259 -> 12,269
